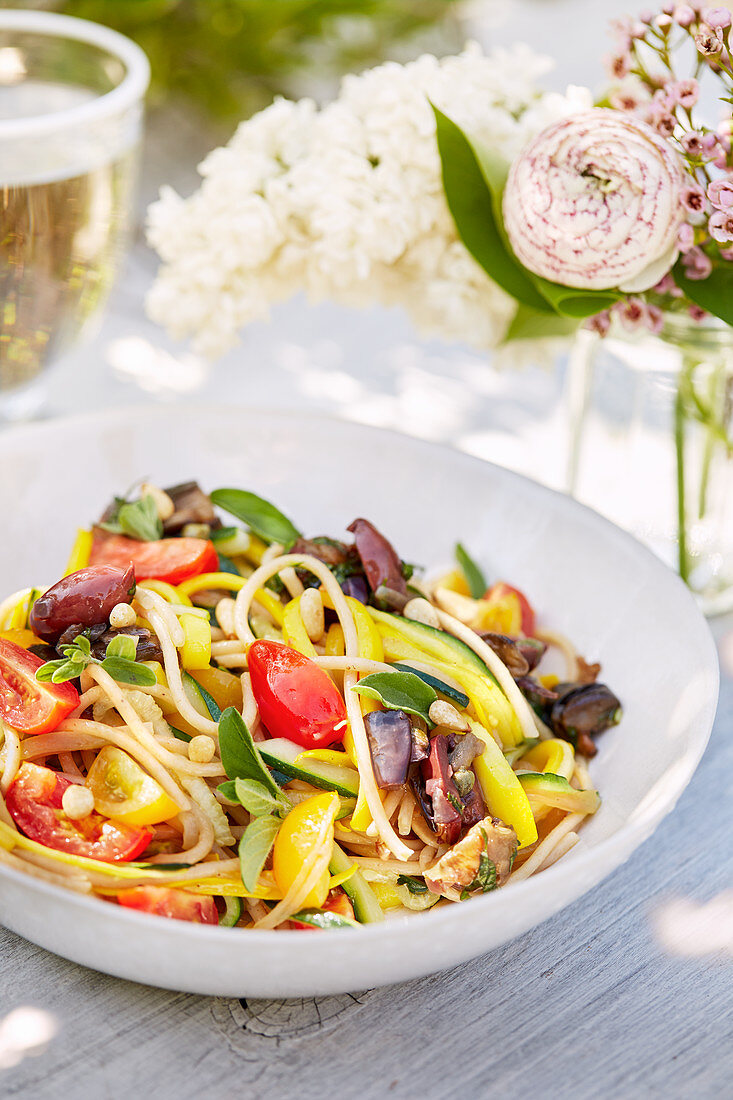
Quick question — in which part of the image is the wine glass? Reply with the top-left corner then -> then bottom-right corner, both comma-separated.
0,11 -> 149,421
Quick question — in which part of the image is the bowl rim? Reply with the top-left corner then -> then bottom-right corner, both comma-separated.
0,403 -> 720,949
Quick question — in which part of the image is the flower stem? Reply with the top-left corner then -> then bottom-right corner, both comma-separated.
674,377 -> 690,584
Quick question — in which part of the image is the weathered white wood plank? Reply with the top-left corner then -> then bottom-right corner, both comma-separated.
1,672 -> 730,1100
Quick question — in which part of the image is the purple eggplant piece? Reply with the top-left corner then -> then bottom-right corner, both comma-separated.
341,574 -> 369,603
162,481 -> 219,534
347,518 -> 407,596
550,682 -> 622,758
480,632 -> 547,677
364,709 -> 413,789
422,735 -> 462,845
460,779 -> 487,830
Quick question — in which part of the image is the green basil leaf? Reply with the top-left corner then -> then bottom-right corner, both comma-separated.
432,104 -> 552,313
396,874 -> 428,895
234,776 -> 285,817
454,543 -> 487,599
459,828 -> 498,898
116,494 -> 163,542
36,660 -> 66,683
105,634 -> 137,662
217,780 -> 238,800
100,657 -> 157,686
238,814 -> 281,893
218,706 -> 282,797
216,551 -> 241,576
352,670 -> 437,723
674,258 -> 733,326
170,726 -> 192,743
391,664 -> 469,708
289,908 -> 358,930
210,488 -> 301,546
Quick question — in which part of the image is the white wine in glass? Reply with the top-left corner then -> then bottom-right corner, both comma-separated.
0,12 -> 149,420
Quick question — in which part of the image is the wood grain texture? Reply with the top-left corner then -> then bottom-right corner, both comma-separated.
1,667 -> 730,1100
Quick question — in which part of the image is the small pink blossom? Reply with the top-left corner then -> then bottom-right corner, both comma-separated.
709,208 -> 733,241
674,5 -> 696,26
719,246 -> 733,259
606,53 -> 632,79
646,304 -> 665,332
707,177 -> 733,208
703,8 -> 732,28
587,310 -> 611,336
654,273 -> 677,293
677,222 -> 696,250
655,113 -> 677,138
680,131 -> 707,157
682,245 -> 713,278
614,298 -> 649,332
681,183 -> 707,219
695,24 -> 725,54
611,89 -> 643,111
688,303 -> 709,321
668,78 -> 699,108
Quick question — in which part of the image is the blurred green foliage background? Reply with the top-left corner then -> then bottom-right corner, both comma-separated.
10,1 -> 463,120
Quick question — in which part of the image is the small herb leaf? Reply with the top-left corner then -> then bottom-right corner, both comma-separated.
238,814 -> 281,893
352,670 -> 437,723
459,828 -> 498,899
218,707 -> 282,797
105,634 -> 137,662
51,660 -> 84,683
210,488 -> 301,546
455,543 -> 487,599
397,874 -> 428,895
233,777 -> 284,818
100,494 -> 163,542
100,656 -> 157,686
35,660 -> 66,683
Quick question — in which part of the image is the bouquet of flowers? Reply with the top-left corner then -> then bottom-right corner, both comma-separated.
147,5 -> 733,355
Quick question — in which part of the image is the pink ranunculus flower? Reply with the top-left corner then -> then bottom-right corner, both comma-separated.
709,208 -> 733,241
707,177 -> 733,208
502,109 -> 687,292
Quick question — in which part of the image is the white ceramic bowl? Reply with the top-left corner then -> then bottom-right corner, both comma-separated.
0,406 -> 719,996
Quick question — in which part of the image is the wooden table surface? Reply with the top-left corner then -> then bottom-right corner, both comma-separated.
1,625 -> 730,1100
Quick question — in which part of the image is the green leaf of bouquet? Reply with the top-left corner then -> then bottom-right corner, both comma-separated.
210,488 -> 301,546
218,706 -> 282,797
100,657 -> 157,686
504,303 -> 580,342
673,259 -> 733,326
529,276 -> 621,318
352,670 -> 437,723
431,104 -> 553,314
238,814 -> 281,893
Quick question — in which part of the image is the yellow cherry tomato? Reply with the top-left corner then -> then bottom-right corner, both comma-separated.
86,747 -> 180,827
189,666 -> 243,713
0,628 -> 42,649
272,791 -> 339,908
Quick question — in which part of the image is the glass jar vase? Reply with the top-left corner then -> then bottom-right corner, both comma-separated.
565,313 -> 733,615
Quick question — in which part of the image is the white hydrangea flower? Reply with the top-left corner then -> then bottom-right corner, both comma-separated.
146,43 -> 593,358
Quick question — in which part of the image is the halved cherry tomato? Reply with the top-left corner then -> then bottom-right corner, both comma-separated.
89,533 -> 218,586
116,886 -> 218,924
0,639 -> 79,735
86,747 -> 180,827
248,640 -> 347,749
484,582 -> 536,636
273,791 -> 339,908
6,763 -> 151,861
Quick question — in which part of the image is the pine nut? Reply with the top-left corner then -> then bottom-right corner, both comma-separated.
428,699 -> 470,732
109,602 -> 137,629
403,597 -> 440,629
188,735 -> 216,763
140,482 -> 175,522
61,785 -> 95,819
299,587 -> 325,641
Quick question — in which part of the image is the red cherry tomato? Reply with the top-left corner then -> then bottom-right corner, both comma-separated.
484,582 -> 536,636
6,763 -> 151,862
0,640 -> 79,735
89,533 -> 218,585
248,640 -> 347,749
116,886 -> 218,924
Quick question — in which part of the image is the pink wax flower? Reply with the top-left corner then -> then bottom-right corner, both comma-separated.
682,246 -> 713,278
677,222 -> 696,250
669,78 -> 699,108
586,310 -> 612,336
680,131 -> 707,157
606,53 -> 632,79
709,208 -> 733,241
680,183 -> 707,220
707,177 -> 733,208
695,25 -> 725,54
703,8 -> 732,28
673,5 -> 696,26
614,298 -> 649,331
688,304 -> 709,321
